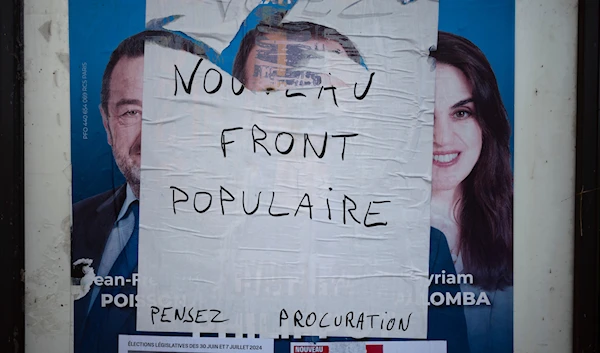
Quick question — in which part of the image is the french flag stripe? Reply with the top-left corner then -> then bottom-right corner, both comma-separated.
366,344 -> 383,353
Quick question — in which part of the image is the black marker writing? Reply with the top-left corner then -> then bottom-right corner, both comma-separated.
150,306 -> 229,325
174,58 -> 203,96
279,309 -> 412,332
170,186 -> 390,227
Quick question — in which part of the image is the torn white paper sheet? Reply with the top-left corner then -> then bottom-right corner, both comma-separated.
137,0 -> 438,339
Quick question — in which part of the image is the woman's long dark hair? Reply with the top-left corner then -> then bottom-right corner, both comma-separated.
430,31 -> 513,291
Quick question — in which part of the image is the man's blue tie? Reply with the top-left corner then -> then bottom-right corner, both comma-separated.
107,201 -> 139,279
80,201 -> 139,353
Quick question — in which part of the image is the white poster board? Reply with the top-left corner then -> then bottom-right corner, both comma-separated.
137,0 -> 438,339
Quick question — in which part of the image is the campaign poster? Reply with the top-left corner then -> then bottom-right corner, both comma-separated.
69,1 -> 514,353
137,0 -> 437,339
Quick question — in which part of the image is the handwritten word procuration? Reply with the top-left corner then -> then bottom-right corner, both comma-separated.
279,309 -> 412,332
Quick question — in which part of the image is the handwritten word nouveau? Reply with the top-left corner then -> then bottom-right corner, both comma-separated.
174,58 -> 375,107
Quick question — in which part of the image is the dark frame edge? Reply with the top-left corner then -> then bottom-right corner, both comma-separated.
0,0 -> 25,352
574,0 -> 600,352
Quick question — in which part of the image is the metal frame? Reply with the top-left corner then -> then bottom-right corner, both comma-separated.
0,1 -> 597,352
574,0 -> 600,352
0,0 -> 24,352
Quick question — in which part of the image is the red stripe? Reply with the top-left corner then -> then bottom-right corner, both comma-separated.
366,345 -> 383,353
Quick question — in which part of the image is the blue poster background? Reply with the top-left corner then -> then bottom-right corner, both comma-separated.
70,0 -> 515,203
70,0 -> 147,202
69,1 -> 514,353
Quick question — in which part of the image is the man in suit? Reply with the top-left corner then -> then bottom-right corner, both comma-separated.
71,30 -> 189,353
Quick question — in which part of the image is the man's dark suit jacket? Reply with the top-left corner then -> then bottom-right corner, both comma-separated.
72,184 -> 130,353
72,186 -> 469,353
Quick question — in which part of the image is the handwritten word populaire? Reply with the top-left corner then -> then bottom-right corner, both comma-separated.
174,58 -> 375,106
170,186 -> 391,228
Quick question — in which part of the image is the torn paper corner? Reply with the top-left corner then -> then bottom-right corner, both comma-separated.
72,258 -> 96,300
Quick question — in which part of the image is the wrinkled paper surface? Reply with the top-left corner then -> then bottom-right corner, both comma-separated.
137,0 -> 438,339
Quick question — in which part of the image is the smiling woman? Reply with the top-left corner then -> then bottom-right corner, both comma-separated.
429,31 -> 514,353
431,63 -> 483,195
